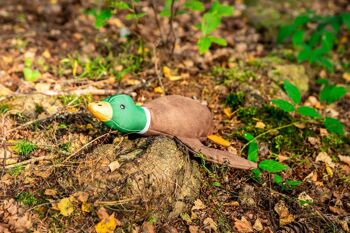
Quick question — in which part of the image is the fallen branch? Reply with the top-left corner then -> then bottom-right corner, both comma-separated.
4,154 -> 58,169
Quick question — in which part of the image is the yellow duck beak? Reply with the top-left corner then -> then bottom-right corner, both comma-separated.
88,102 -> 113,122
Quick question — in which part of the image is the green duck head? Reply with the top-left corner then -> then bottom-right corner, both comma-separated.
87,94 -> 149,134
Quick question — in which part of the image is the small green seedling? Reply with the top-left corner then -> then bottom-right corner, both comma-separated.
16,192 -> 38,206
14,140 -> 37,156
23,58 -> 41,82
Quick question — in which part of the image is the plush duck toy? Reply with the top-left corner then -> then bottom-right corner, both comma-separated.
88,94 -> 257,170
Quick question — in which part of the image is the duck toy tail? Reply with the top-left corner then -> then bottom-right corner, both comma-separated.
178,137 -> 257,170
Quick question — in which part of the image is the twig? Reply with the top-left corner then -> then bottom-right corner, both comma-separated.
152,45 -> 166,95
166,0 -> 177,56
94,197 -> 138,206
5,154 -> 58,169
150,0 -> 165,43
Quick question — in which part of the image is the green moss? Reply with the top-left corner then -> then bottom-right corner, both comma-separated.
212,66 -> 256,83
14,140 -> 37,156
225,92 -> 245,109
35,104 -> 44,114
321,134 -> 345,149
16,192 -> 38,206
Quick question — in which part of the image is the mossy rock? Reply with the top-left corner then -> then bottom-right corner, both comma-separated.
75,136 -> 201,223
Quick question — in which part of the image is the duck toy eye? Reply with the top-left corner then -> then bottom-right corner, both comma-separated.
120,104 -> 125,109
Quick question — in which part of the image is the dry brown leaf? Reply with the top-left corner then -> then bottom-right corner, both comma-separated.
342,72 -> 350,82
141,222 -> 155,233
278,154 -> 289,162
329,206 -> 347,215
338,155 -> 350,166
316,152 -> 335,168
234,217 -> 253,233
74,191 -> 89,203
298,192 -> 313,207
326,165 -> 333,177
33,167 -> 53,178
203,217 -> 217,232
207,135 -> 231,147
274,201 -> 294,225
189,225 -> 199,233
191,199 -> 206,211
0,84 -> 13,96
44,189 -> 57,196
108,160 -> 120,172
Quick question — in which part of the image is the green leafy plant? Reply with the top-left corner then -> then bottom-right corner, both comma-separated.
91,0 -> 233,55
13,140 -> 37,156
23,58 -> 41,82
278,11 -> 350,72
8,165 -> 25,177
272,80 -> 345,136
243,133 -> 301,190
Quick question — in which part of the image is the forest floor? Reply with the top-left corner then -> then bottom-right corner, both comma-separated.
0,0 -> 349,232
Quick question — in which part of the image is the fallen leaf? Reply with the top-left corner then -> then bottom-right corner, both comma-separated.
42,49 -> 51,59
316,152 -> 335,168
189,225 -> 199,233
57,197 -> 74,216
338,155 -> 350,166
33,168 -> 53,178
203,217 -> 217,232
0,84 -> 13,96
255,121 -> 266,129
207,135 -> 231,147
234,217 -> 253,233
307,137 -> 320,146
223,107 -> 233,117
75,191 -> 89,203
95,213 -> 120,233
35,83 -> 51,92
343,72 -> 350,82
278,154 -> 289,162
44,189 -> 57,196
163,66 -> 182,81
319,128 -> 329,137
81,203 -> 92,213
274,201 -> 294,226
142,222 -> 155,233
293,122 -> 305,129
253,218 -> 263,231
326,165 -> 333,177
180,213 -> 192,224
108,160 -> 120,172
154,86 -> 164,94
191,199 -> 206,211
329,206 -> 347,215
298,192 -> 313,207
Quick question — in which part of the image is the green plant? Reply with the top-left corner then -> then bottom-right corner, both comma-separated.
243,132 -> 301,190
0,104 -> 9,114
272,80 -> 345,135
23,58 -> 41,82
90,0 -> 233,54
16,192 -> 38,206
8,165 -> 25,176
14,140 -> 37,156
278,11 -> 350,72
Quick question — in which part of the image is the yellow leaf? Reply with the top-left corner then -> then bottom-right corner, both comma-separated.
162,66 -> 181,81
343,72 -> 350,82
223,107 -> 233,117
326,165 -> 333,177
81,203 -> 92,213
57,197 -> 74,216
154,86 -> 164,94
95,213 -> 119,233
207,135 -> 231,147
163,66 -> 172,78
168,75 -> 182,81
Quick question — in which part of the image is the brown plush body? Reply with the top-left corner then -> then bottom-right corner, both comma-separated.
144,95 -> 257,170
